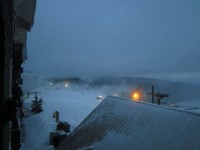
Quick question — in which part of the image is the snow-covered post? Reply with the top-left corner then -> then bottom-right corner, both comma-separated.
56,111 -> 59,123
53,111 -> 59,123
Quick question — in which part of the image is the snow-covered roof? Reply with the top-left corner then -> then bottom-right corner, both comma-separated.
57,96 -> 200,150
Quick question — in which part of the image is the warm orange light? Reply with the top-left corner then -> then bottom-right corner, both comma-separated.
131,91 -> 141,101
133,93 -> 139,99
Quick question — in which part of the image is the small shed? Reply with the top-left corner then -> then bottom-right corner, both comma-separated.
49,130 -> 67,148
57,121 -> 70,133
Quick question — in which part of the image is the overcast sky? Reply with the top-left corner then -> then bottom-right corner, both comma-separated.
24,0 -> 200,80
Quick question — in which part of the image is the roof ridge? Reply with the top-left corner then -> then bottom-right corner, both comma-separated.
106,95 -> 200,117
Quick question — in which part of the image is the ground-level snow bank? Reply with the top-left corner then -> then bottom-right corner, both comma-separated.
21,84 -> 102,150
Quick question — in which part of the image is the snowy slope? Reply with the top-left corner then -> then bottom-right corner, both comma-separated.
21,83 -> 103,149
46,76 -> 200,103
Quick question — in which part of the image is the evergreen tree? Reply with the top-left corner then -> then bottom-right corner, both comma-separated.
31,94 -> 44,113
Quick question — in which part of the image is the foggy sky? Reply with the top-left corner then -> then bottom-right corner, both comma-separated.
24,0 -> 200,80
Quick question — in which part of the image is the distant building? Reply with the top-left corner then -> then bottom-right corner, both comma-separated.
57,96 -> 200,150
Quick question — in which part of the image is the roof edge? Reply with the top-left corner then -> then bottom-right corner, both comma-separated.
106,95 -> 200,117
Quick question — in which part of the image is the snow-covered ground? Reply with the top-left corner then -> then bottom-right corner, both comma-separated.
21,83 -> 104,150
20,74 -> 200,149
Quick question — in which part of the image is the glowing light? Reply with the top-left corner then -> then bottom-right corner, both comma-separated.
49,82 -> 53,86
65,83 -> 68,87
134,93 -> 139,99
131,91 -> 141,101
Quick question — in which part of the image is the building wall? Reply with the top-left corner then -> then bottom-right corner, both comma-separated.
0,0 -> 14,149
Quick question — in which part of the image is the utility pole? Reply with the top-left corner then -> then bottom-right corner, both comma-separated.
152,85 -> 154,103
147,85 -> 169,105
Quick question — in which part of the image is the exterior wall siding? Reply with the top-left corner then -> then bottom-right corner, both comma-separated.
0,0 -> 14,149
